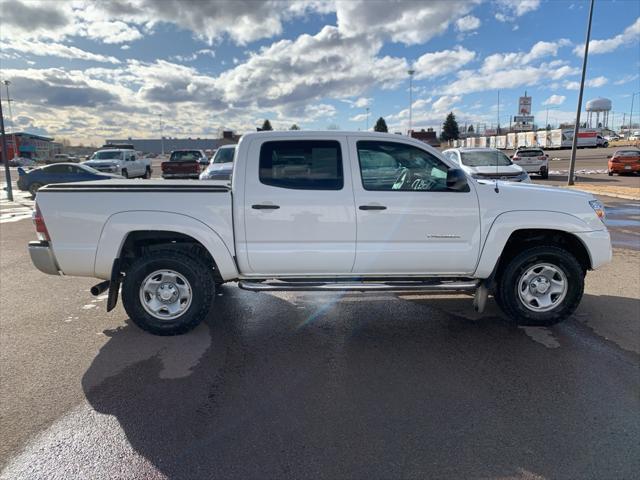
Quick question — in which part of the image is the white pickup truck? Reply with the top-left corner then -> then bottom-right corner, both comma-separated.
29,131 -> 612,335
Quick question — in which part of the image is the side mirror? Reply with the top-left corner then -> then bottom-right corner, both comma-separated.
446,168 -> 469,192
606,155 -> 612,159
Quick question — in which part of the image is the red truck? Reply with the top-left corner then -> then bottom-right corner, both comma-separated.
161,149 -> 208,179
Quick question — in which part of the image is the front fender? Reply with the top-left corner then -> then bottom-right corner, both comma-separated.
94,211 -> 238,280
474,210 -> 596,278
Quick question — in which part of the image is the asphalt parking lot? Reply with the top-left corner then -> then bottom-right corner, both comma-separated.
1,167 -> 639,478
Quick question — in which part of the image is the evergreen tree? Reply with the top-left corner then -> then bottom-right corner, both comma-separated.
289,124 -> 300,130
373,117 -> 388,132
440,112 -> 460,141
467,124 -> 474,133
260,119 -> 273,131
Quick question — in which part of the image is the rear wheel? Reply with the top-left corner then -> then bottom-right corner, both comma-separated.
29,182 -> 43,198
540,168 -> 549,179
144,167 -> 151,179
494,246 -> 584,326
121,169 -> 128,179
122,248 -> 214,335
608,170 -> 613,176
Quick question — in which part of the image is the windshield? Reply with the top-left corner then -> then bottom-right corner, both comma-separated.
78,164 -> 102,174
460,150 -> 512,167
170,151 -> 202,161
91,151 -> 122,160
212,147 -> 235,164
517,150 -> 543,157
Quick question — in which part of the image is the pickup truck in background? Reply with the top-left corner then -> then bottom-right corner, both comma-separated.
161,149 -> 208,179
29,131 -> 612,336
84,148 -> 151,178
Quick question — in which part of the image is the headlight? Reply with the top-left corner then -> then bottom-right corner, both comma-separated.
589,199 -> 606,222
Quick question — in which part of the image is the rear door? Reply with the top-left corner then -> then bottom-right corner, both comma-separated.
349,137 -> 481,275
242,137 -> 356,275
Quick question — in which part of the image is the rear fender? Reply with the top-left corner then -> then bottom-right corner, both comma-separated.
94,211 -> 238,280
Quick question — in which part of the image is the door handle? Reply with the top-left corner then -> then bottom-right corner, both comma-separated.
359,205 -> 387,210
252,204 -> 280,210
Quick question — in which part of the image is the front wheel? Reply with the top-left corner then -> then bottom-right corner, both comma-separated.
121,169 -> 128,179
494,246 -> 584,326
29,182 -> 43,198
608,170 -> 614,176
122,249 -> 214,335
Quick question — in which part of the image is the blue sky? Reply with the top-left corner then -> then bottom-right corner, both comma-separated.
0,0 -> 638,144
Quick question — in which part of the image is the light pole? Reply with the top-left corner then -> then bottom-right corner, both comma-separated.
365,107 -> 370,131
407,69 -> 415,136
0,92 -> 13,201
629,91 -> 640,138
568,0 -> 595,186
3,80 -> 16,160
158,114 -> 165,155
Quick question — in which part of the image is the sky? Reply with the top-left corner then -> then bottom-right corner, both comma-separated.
0,0 -> 639,145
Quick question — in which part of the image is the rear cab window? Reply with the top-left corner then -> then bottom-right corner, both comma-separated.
170,151 -> 202,161
259,140 -> 343,190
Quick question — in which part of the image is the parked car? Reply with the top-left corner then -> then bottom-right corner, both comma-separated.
84,148 -> 151,179
17,162 -> 122,197
47,154 -> 75,164
442,147 -> 530,182
629,131 -> 640,141
200,145 -> 236,180
511,147 -> 549,179
607,149 -> 640,176
161,150 -> 207,179
8,157 -> 36,167
29,131 -> 611,336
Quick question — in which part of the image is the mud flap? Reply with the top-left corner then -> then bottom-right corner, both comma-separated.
106,258 -> 122,312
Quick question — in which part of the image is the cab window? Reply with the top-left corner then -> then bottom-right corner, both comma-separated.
259,140 -> 343,190
357,141 -> 448,191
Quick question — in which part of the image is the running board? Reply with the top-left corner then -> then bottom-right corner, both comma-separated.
238,280 -> 479,293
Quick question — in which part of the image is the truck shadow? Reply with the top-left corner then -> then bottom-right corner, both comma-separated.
82,288 -> 639,479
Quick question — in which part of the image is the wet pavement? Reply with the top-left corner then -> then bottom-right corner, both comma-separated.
604,197 -> 640,250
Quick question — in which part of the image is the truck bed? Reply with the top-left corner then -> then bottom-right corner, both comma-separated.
36,180 -> 234,278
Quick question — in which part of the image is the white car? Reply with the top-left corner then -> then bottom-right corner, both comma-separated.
29,131 -> 611,335
511,147 -> 549,179
200,145 -> 236,180
442,147 -> 531,182
84,148 -> 151,179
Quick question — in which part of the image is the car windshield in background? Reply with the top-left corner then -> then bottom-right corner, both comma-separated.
461,151 -> 512,167
517,150 -> 544,157
170,151 -> 201,161
616,150 -> 640,157
213,148 -> 235,164
91,151 -> 121,160
78,164 -> 102,174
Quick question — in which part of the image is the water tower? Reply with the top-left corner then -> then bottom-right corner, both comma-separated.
586,97 -> 611,129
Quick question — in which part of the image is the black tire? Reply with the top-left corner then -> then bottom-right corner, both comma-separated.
144,167 -> 151,179
494,245 -> 584,327
608,170 -> 613,176
121,169 -> 128,179
29,182 -> 43,198
540,169 -> 549,180
121,248 -> 214,335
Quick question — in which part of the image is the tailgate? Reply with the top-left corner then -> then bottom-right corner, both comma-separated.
162,161 -> 200,173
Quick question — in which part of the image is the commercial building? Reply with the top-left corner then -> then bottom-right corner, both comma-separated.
410,128 -> 440,147
106,131 -> 240,154
0,132 -> 60,161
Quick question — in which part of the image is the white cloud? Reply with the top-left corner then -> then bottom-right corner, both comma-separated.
574,17 -> 640,55
413,47 -> 476,79
495,0 -> 541,22
564,76 -> 609,90
335,0 -> 481,45
353,97 -> 372,108
1,38 -> 120,63
542,95 -> 566,106
481,39 -> 570,73
432,95 -> 462,112
349,113 -> 368,122
614,73 -> 640,86
455,15 -> 481,32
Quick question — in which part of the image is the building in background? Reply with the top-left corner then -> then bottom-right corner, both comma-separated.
0,132 -> 59,161
106,131 -> 240,154
410,128 -> 440,147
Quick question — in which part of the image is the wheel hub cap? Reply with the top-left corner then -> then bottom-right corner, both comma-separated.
139,269 -> 192,320
517,263 -> 568,313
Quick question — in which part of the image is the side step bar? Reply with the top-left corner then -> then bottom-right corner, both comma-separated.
238,280 -> 479,293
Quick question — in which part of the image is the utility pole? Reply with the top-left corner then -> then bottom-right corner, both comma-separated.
629,92 -> 639,137
497,90 -> 500,134
407,69 -> 415,136
3,81 -> 16,161
366,107 -> 370,130
568,0 -> 595,186
159,114 -> 165,155
0,93 -> 13,201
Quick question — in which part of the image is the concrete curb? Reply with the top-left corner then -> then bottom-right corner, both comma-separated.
565,185 -> 640,201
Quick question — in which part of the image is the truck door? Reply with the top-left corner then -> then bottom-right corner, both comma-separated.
242,137 -> 356,275
348,137 -> 481,275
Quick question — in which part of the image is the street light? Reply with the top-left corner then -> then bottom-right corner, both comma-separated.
365,107 -> 370,131
629,91 -> 640,137
3,80 -> 16,161
0,91 -> 13,201
158,114 -> 165,155
407,69 -> 415,136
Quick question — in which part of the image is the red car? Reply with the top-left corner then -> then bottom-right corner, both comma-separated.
161,149 -> 207,179
608,149 -> 640,176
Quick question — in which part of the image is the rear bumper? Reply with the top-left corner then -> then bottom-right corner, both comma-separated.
574,229 -> 612,270
162,173 -> 200,179
517,163 -> 548,173
28,241 -> 61,275
608,162 -> 640,173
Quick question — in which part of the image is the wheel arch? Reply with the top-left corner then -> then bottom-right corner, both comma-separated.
475,211 -> 594,278
94,211 -> 238,281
